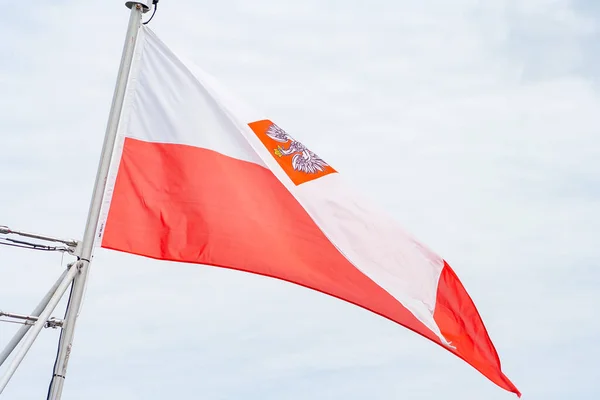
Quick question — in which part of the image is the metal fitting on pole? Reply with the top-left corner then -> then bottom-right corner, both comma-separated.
125,0 -> 152,12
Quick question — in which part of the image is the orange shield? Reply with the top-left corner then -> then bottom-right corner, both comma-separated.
248,119 -> 337,185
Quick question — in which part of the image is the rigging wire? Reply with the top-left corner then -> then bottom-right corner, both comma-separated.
45,278 -> 75,400
0,238 -> 71,253
45,251 -> 77,399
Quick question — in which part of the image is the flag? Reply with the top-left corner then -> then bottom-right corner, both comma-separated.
97,25 -> 519,396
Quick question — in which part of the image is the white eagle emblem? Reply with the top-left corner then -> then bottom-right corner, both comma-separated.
265,124 -> 329,174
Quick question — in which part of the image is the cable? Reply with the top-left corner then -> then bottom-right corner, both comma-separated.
143,0 -> 159,25
0,238 -> 70,253
45,267 -> 76,400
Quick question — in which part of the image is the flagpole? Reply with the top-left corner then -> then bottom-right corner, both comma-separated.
46,2 -> 148,399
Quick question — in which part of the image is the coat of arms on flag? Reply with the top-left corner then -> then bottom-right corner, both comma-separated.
249,119 -> 337,185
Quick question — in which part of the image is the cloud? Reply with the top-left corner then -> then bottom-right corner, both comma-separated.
1,0 -> 599,399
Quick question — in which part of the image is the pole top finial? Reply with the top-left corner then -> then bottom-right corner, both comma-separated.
125,1 -> 152,12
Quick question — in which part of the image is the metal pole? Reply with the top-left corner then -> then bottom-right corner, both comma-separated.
0,264 -> 79,394
0,269 -> 69,367
46,4 -> 144,400
0,225 -> 78,248
0,311 -> 39,322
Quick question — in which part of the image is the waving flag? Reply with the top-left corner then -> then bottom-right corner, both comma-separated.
97,25 -> 519,396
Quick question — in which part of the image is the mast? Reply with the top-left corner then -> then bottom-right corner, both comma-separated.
45,2 -> 150,399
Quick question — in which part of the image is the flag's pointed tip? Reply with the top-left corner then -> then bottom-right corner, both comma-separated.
505,377 -> 521,397
500,372 -> 521,397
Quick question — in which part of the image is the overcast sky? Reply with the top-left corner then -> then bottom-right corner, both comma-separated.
1,0 -> 599,399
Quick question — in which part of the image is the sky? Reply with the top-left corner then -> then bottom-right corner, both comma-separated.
0,0 -> 599,399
